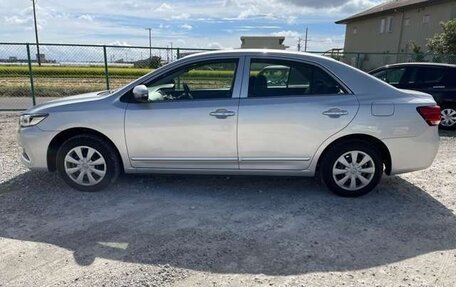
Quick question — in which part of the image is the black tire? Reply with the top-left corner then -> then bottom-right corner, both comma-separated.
439,107 -> 456,130
56,134 -> 121,192
320,140 -> 383,197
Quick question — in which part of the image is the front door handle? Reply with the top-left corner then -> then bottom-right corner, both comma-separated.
322,108 -> 349,118
210,109 -> 235,119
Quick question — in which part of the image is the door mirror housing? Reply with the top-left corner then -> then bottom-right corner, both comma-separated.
133,85 -> 149,102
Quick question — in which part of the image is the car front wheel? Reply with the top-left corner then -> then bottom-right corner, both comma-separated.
440,107 -> 456,130
56,134 -> 121,192
320,141 -> 383,197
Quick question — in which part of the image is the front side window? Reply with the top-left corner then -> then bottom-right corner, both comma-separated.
386,67 -> 406,84
372,67 -> 406,85
248,60 -> 346,98
142,59 -> 238,102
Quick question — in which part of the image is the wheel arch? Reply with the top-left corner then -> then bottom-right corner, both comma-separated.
316,133 -> 392,175
47,127 -> 124,172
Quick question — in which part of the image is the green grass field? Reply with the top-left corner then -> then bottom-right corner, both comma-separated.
0,66 -> 235,78
0,66 -> 235,97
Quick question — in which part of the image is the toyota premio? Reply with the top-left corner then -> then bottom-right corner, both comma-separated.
18,50 -> 440,197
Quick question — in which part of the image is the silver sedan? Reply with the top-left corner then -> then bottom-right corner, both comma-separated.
17,50 -> 440,197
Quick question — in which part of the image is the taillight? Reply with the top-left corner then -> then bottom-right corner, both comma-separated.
417,105 -> 441,126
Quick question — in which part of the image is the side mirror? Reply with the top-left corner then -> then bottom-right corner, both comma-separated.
133,85 -> 149,102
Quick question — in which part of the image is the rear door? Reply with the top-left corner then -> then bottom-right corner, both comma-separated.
411,66 -> 455,106
237,57 -> 359,170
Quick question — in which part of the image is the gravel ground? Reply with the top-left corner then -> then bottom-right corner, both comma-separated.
0,112 -> 455,287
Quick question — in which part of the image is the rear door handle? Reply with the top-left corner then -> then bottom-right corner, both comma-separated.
322,108 -> 349,118
432,85 -> 445,89
210,109 -> 235,119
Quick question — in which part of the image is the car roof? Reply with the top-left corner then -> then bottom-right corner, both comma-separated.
183,49 -> 330,62
370,62 -> 456,72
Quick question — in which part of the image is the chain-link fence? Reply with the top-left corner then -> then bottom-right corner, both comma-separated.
0,42 -> 455,110
0,43 -> 213,110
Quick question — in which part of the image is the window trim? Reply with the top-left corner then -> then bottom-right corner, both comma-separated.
240,56 -> 352,99
386,16 -> 393,33
380,18 -> 386,33
404,18 -> 410,26
422,14 -> 430,24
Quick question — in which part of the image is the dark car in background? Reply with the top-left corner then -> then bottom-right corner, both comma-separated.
369,63 -> 456,129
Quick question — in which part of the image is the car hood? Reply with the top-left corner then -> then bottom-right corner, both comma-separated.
24,91 -> 110,114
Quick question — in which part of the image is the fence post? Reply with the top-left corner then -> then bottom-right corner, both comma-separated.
356,53 -> 360,69
103,45 -> 110,90
26,43 -> 36,106
176,48 -> 180,60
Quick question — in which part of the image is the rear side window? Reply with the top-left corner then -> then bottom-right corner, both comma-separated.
416,67 -> 446,85
248,59 -> 346,98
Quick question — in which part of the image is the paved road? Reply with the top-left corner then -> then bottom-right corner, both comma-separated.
0,97 -> 59,110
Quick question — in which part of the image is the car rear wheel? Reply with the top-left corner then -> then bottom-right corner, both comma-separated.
440,107 -> 456,130
56,134 -> 120,192
320,141 -> 383,197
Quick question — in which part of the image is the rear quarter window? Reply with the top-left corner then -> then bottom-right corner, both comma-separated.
442,68 -> 456,88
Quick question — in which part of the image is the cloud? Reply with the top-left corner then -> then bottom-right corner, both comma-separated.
78,14 -> 94,21
107,40 -> 131,46
156,2 -> 172,11
4,15 -> 31,25
180,24 -> 193,30
207,42 -> 224,49
281,0 -> 349,9
171,13 -> 190,20
272,30 -> 301,38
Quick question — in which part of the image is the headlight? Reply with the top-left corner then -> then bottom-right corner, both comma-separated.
19,114 -> 48,127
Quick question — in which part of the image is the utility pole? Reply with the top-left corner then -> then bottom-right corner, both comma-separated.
145,28 -> 152,66
304,27 -> 308,52
31,0 -> 41,66
297,37 -> 302,52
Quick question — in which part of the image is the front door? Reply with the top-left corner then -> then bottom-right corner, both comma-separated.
125,58 -> 242,169
238,58 -> 359,170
